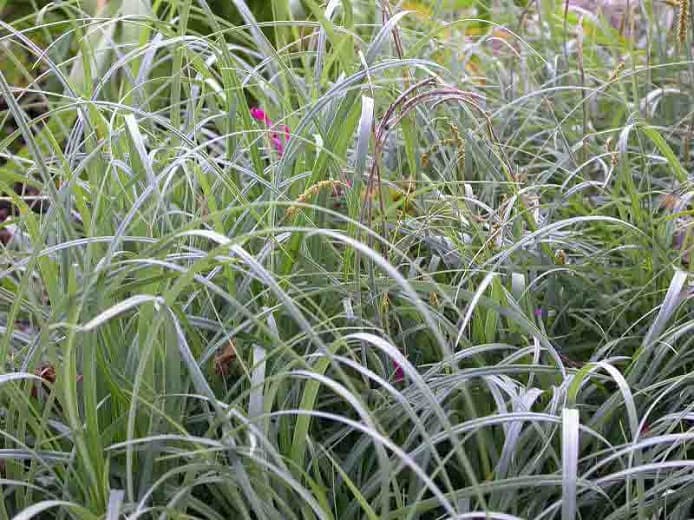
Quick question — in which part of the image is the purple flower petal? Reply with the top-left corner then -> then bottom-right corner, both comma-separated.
393,359 -> 404,383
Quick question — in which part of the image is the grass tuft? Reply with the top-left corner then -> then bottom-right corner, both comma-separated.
0,0 -> 692,518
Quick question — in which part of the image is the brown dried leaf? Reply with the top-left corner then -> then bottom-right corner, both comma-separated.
31,363 -> 56,399
214,340 -> 237,376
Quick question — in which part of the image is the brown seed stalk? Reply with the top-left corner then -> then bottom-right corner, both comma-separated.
678,0 -> 690,43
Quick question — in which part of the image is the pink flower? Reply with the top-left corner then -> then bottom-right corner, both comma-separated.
393,359 -> 405,383
270,136 -> 284,154
278,124 -> 290,140
250,107 -> 271,125
250,107 -> 290,155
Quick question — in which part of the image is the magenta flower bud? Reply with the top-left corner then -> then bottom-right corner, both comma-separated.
250,107 -> 290,156
250,107 -> 271,124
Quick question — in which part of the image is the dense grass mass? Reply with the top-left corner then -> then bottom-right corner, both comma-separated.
0,0 -> 693,517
